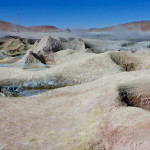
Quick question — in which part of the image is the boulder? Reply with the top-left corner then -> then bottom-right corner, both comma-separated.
58,37 -> 68,42
14,36 -> 92,67
36,36 -> 62,53
0,35 -> 40,45
0,38 -> 29,57
62,39 -> 88,52
14,51 -> 46,68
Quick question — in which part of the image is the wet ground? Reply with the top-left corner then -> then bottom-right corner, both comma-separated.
16,89 -> 48,97
0,85 -> 48,97
0,64 -> 56,97
0,64 -> 10,67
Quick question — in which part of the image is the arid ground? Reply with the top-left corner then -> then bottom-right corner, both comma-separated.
1,31 -> 150,150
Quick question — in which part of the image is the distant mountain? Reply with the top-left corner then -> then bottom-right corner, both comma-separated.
0,21 -> 30,32
89,21 -> 150,32
28,25 -> 62,32
0,20 -> 62,32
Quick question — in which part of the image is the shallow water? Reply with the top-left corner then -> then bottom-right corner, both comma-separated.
0,77 -> 70,97
0,85 -> 48,97
0,64 -> 10,67
18,89 -> 48,97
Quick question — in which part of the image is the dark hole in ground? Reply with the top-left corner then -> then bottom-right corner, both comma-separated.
118,88 -> 133,106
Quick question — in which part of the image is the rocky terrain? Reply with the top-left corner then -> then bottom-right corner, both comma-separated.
0,32 -> 150,150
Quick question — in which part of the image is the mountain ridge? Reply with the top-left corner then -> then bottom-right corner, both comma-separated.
89,21 -> 150,32
0,20 -> 62,32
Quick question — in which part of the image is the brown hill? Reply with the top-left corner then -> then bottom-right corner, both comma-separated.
27,25 -> 62,32
0,21 -> 62,32
89,21 -> 150,32
0,21 -> 31,32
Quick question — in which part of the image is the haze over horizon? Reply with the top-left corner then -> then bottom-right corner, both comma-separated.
1,0 -> 150,29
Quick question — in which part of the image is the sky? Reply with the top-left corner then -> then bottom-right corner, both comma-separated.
0,0 -> 150,29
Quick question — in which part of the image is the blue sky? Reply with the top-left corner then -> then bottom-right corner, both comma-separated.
0,0 -> 150,29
